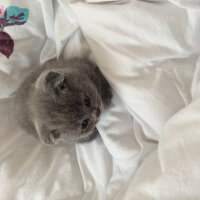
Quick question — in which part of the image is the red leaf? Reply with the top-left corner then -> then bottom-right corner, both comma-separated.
0,32 -> 14,58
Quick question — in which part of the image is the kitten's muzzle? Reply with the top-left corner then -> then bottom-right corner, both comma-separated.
92,108 -> 100,118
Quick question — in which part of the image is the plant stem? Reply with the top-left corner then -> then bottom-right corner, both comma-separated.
0,25 -> 4,32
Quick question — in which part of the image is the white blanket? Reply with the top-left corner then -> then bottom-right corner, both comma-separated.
0,0 -> 200,199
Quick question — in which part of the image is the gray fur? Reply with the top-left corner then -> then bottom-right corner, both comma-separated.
14,57 -> 112,146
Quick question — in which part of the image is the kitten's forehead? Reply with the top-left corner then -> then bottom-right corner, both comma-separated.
39,87 -> 86,120
41,100 -> 84,128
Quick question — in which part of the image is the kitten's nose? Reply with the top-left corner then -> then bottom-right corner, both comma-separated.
92,108 -> 100,118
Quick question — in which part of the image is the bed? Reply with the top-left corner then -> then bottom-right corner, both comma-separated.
0,0 -> 200,199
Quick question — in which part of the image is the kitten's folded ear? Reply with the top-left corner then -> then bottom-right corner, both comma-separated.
45,71 -> 67,93
45,71 -> 61,85
35,71 -> 61,91
34,121 -> 55,146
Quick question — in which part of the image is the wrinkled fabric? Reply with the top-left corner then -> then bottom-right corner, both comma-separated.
0,0 -> 200,199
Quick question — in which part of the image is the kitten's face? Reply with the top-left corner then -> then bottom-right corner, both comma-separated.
32,69 -> 103,145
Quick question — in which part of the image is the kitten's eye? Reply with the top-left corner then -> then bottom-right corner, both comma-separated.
51,130 -> 60,139
84,96 -> 91,107
81,119 -> 89,130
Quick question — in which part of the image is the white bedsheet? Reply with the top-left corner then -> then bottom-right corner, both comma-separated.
0,0 -> 200,199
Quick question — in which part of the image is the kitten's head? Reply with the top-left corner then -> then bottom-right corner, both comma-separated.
31,68 -> 103,146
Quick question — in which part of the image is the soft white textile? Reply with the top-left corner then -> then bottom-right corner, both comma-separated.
0,0 -> 200,199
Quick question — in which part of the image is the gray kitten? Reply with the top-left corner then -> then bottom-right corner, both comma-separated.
14,58 -> 112,146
